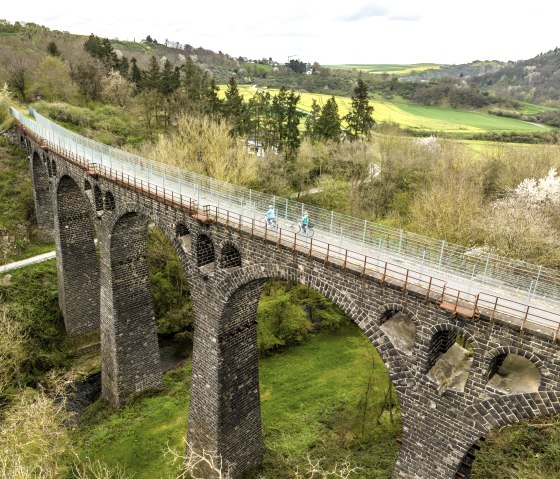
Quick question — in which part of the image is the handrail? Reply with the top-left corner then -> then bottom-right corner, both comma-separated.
11,106 -> 560,308
15,116 -> 560,342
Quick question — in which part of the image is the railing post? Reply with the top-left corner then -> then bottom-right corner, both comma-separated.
425,277 -> 433,303
553,322 -> 560,343
438,240 -> 445,269
520,306 -> 530,333
324,243 -> 330,264
490,297 -> 498,322
403,270 -> 409,295
381,263 -> 387,287
361,256 -> 367,278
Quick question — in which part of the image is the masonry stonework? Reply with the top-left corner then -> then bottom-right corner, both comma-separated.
20,129 -> 560,479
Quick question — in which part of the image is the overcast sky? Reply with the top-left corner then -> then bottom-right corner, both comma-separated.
2,1 -> 560,65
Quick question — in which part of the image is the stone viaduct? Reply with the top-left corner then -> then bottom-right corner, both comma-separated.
13,122 -> 560,479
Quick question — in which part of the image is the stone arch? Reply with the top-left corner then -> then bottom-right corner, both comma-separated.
422,323 -> 474,393
55,175 -> 99,336
104,199 -> 197,279
213,262 -> 407,375
196,233 -> 215,270
175,222 -> 191,253
188,262 -> 406,478
484,346 -> 543,394
377,304 -> 417,354
31,150 -> 54,234
219,241 -> 242,269
103,191 -> 116,211
93,185 -> 103,212
84,179 -> 92,191
48,158 -> 57,177
458,390 -> 560,478
102,211 -> 163,405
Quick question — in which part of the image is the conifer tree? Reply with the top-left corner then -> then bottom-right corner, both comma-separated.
315,97 -> 341,142
130,57 -> 142,86
343,79 -> 375,140
223,77 -> 247,136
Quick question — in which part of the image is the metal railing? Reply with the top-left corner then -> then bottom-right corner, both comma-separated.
15,117 -> 560,341
11,106 -> 560,308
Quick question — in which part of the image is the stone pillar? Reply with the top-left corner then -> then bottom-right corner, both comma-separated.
187,279 -> 264,478
31,151 -> 54,239
392,399 -> 478,479
100,212 -> 163,406
54,175 -> 99,336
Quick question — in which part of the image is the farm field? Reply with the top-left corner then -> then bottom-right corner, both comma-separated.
324,63 -> 442,75
225,85 -> 554,134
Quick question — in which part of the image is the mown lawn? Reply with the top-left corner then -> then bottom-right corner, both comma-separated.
73,325 -> 402,478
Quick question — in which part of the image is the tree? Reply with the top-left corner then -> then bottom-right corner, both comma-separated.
159,59 -> 180,95
130,57 -> 142,86
101,70 -> 134,107
247,90 -> 271,151
304,99 -> 321,138
46,41 -> 60,57
72,60 -> 104,101
142,55 -> 161,91
343,79 -> 375,140
269,86 -> 303,160
315,96 -> 341,142
223,76 -> 247,136
204,77 -> 222,117
33,56 -> 77,102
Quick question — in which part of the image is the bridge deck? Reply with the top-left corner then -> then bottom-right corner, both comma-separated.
12,111 -> 560,341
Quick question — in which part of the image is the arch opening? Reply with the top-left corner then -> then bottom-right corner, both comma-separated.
93,185 -> 103,212
196,233 -> 215,273
486,353 -> 541,394
103,191 -> 116,211
48,158 -> 57,177
175,222 -> 191,253
31,151 -> 54,233
55,175 -> 99,335
103,214 -> 193,404
426,329 -> 473,393
190,276 -> 403,477
220,242 -> 241,269
379,309 -> 416,354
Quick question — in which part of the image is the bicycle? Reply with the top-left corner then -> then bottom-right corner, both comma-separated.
263,216 -> 278,231
290,220 -> 314,238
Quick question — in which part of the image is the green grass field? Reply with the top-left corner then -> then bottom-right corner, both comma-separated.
226,86 -> 553,134
74,325 -> 401,478
325,63 -> 442,75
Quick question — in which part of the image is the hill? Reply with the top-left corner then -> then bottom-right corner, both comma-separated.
0,19 -> 239,86
469,47 -> 560,105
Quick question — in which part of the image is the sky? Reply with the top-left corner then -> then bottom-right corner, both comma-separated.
2,1 -> 560,66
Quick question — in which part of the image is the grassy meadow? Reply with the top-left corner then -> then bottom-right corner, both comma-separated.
74,325 -> 401,479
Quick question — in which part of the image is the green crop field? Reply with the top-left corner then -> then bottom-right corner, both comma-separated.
225,86 -> 554,134
325,63 -> 442,75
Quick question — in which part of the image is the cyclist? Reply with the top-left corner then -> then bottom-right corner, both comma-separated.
299,211 -> 309,233
265,205 -> 276,227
